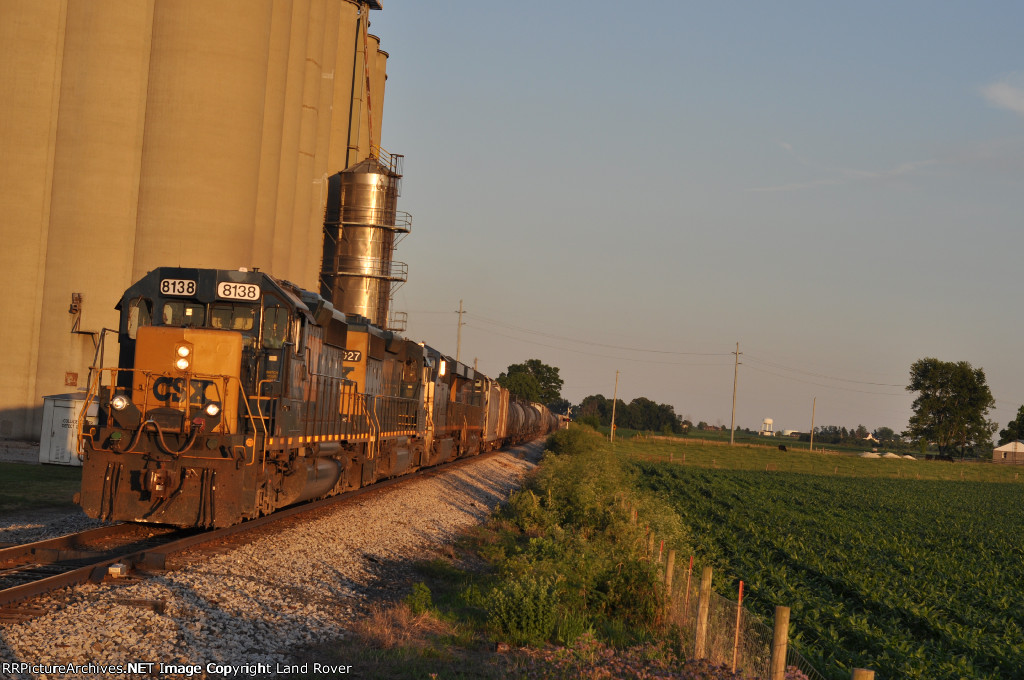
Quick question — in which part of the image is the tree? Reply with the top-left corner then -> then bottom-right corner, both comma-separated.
498,359 -> 563,405
571,394 -> 684,433
873,426 -> 897,444
499,371 -> 541,402
998,405 -> 1024,446
547,397 -> 572,416
905,358 -> 996,458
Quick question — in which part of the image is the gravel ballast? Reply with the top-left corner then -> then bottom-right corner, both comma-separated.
0,443 -> 542,679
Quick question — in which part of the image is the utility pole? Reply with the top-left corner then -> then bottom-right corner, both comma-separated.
610,370 -> 619,443
809,397 -> 816,452
455,299 -> 465,364
730,342 -> 741,446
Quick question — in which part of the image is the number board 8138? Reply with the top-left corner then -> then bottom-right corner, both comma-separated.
160,279 -> 196,296
217,282 -> 261,301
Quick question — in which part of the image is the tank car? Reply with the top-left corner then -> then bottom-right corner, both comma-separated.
76,267 -> 554,528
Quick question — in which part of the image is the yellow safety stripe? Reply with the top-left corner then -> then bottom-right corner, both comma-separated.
265,431 -> 418,446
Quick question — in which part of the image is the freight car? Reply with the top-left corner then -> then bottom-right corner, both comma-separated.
76,267 -> 556,528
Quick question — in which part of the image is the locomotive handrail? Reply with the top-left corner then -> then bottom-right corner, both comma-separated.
367,395 -> 380,460
253,378 -> 279,470
77,366 -> 267,466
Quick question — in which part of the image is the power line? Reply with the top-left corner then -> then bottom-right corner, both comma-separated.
417,310 -> 918,394
463,323 -> 735,366
744,364 -> 906,397
468,313 -> 732,356
743,353 -> 905,387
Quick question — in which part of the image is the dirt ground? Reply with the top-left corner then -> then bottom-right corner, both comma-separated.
0,439 -> 41,464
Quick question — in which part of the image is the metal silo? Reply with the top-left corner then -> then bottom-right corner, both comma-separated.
321,154 -> 410,329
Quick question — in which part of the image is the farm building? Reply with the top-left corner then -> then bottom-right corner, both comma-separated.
993,441 -> 1024,464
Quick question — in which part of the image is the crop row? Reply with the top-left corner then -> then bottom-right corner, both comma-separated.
632,464 -> 1024,680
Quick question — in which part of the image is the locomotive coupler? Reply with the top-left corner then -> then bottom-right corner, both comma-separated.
145,467 -> 172,499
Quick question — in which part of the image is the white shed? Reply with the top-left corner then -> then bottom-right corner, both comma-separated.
993,441 -> 1024,465
38,393 -> 96,466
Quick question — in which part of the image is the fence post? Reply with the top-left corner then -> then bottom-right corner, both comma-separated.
683,556 -> 694,614
731,581 -> 744,672
770,605 -> 790,680
693,566 -> 713,659
665,550 -> 676,595
851,670 -> 875,680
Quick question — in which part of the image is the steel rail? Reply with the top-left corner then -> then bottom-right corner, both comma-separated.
0,439 -> 540,612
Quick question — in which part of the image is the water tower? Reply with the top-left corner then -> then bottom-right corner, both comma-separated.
320,150 -> 412,330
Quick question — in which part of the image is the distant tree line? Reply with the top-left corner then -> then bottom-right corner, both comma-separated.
573,394 -> 685,435
797,425 -> 900,447
497,356 -> 1021,460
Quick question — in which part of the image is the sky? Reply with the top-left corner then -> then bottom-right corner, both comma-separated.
367,1 -> 1024,436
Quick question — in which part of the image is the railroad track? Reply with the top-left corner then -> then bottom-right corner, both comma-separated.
0,447 -> 513,621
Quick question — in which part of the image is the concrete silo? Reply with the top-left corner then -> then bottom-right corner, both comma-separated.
252,0 -> 296,274
0,1 -> 66,437
35,0 -> 155,408
328,1 -> 363,173
131,0 -> 274,279
369,37 -> 389,160
0,0 -> 388,441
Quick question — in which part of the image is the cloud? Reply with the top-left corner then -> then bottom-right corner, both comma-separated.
749,145 -> 937,193
981,75 -> 1024,118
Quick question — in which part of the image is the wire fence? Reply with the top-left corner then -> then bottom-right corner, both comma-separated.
668,571 -> 828,680
640,532 -> 838,679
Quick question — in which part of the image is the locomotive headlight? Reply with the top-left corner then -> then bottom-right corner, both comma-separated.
204,402 -> 221,417
108,394 -> 140,429
439,360 -> 447,377
176,344 -> 191,358
175,357 -> 190,371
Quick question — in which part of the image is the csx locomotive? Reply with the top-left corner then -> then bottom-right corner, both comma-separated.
77,267 -> 555,527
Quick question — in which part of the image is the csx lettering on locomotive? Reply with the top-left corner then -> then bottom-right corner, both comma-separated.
151,377 -> 215,404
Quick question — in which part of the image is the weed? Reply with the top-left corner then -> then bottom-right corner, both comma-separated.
406,582 -> 433,616
460,583 -> 486,609
486,574 -> 559,646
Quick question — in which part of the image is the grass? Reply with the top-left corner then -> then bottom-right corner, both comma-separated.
611,436 -> 1024,483
0,461 -> 81,515
597,425 -> 912,457
300,426 -> 747,679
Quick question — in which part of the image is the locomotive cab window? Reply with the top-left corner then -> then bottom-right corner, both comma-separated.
162,300 -> 205,327
262,305 -> 289,349
210,303 -> 258,347
126,297 -> 152,339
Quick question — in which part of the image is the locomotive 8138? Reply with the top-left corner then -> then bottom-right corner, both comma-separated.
76,267 -> 556,528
